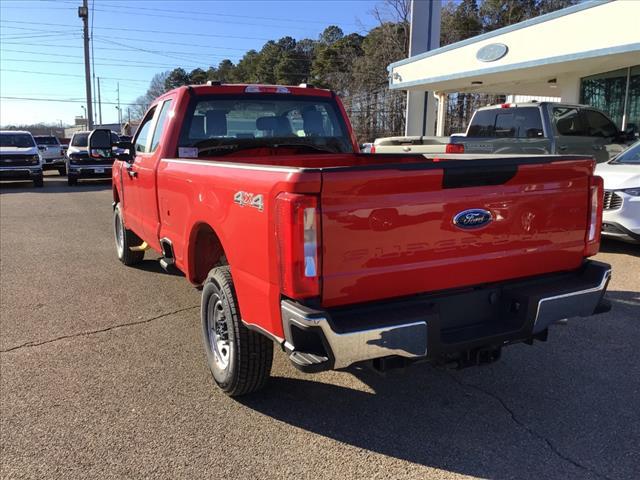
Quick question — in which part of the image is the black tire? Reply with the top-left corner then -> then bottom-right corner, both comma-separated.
57,166 -> 66,176
67,175 -> 78,186
33,175 -> 44,188
113,203 -> 145,265
201,266 -> 273,396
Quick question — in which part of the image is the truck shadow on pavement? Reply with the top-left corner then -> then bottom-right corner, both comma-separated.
600,238 -> 639,256
240,289 -> 638,479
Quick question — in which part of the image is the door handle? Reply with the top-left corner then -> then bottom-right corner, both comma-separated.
558,145 -> 568,151
592,145 -> 603,151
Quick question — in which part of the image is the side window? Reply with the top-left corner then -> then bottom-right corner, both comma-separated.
553,107 -> 588,136
467,110 -> 498,137
134,106 -> 157,153
150,100 -> 173,152
583,110 -> 618,138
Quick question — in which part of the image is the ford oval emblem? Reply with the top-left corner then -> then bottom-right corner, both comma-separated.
476,43 -> 508,62
453,209 -> 493,229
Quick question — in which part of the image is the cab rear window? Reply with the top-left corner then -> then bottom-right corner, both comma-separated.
468,108 -> 543,138
34,136 -> 59,145
178,94 -> 354,156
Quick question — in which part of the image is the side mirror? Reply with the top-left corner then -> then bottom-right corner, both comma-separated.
624,124 -> 637,140
114,141 -> 134,162
88,129 -> 114,159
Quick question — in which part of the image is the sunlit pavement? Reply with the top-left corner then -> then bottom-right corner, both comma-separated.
1,172 -> 639,479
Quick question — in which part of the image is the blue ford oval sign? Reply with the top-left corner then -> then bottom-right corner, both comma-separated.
453,209 -> 493,229
476,43 -> 508,62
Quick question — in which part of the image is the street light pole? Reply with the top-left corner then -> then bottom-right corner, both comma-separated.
97,76 -> 102,126
78,0 -> 93,130
81,105 -> 87,129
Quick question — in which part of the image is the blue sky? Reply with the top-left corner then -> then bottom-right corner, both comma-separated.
0,0 -> 382,126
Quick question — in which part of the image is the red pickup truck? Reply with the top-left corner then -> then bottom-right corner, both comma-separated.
88,83 -> 612,396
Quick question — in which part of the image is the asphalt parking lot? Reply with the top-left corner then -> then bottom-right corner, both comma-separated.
1,172 -> 639,480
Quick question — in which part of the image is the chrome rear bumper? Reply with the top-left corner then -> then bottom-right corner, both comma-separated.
282,302 -> 428,369
280,260 -> 611,372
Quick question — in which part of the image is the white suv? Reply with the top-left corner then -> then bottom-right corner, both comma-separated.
596,141 -> 640,243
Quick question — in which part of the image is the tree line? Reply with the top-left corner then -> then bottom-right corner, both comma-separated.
133,0 -> 576,141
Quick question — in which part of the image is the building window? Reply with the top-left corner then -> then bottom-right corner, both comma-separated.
580,66 -> 640,135
627,66 -> 640,135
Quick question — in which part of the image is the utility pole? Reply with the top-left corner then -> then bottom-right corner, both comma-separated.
90,0 -> 97,126
97,76 -> 102,126
78,0 -> 93,130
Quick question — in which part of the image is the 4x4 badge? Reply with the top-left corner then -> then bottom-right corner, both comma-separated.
234,191 -> 264,212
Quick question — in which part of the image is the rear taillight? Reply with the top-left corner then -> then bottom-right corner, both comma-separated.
275,193 -> 321,298
585,175 -> 604,257
500,103 -> 512,108
369,145 -> 376,154
445,143 -> 464,154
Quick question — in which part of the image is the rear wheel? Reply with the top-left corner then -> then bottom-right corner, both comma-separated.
201,266 -> 273,396
113,203 -> 145,265
67,175 -> 78,186
33,175 -> 44,188
57,166 -> 66,176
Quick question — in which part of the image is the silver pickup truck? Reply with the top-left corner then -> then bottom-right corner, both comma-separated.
372,102 -> 637,162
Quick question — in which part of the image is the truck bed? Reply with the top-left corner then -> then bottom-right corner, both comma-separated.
160,152 -> 595,312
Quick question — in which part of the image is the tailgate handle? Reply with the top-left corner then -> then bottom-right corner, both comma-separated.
443,165 -> 517,189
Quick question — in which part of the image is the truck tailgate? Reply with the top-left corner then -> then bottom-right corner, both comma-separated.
320,157 -> 593,307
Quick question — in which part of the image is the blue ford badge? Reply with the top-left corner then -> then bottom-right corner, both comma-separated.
453,209 -> 493,229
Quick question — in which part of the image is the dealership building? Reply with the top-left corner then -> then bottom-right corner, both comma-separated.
391,0 -> 640,136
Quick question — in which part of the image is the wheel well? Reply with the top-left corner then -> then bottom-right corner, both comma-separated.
189,223 -> 227,284
113,187 -> 120,206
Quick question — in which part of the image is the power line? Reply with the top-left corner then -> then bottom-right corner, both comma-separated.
0,95 -> 145,106
0,49 -> 205,67
0,39 -> 244,54
0,19 -> 273,41
1,57 -> 205,70
93,1 -> 366,27
88,7 -> 320,32
0,68 -> 149,84
96,37 -> 211,66
90,34 -> 254,53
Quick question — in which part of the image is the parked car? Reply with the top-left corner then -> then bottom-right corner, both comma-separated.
0,130 -> 44,187
373,102 -> 636,162
89,83 -> 611,396
596,141 -> 640,243
66,130 -> 119,186
34,135 -> 66,175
